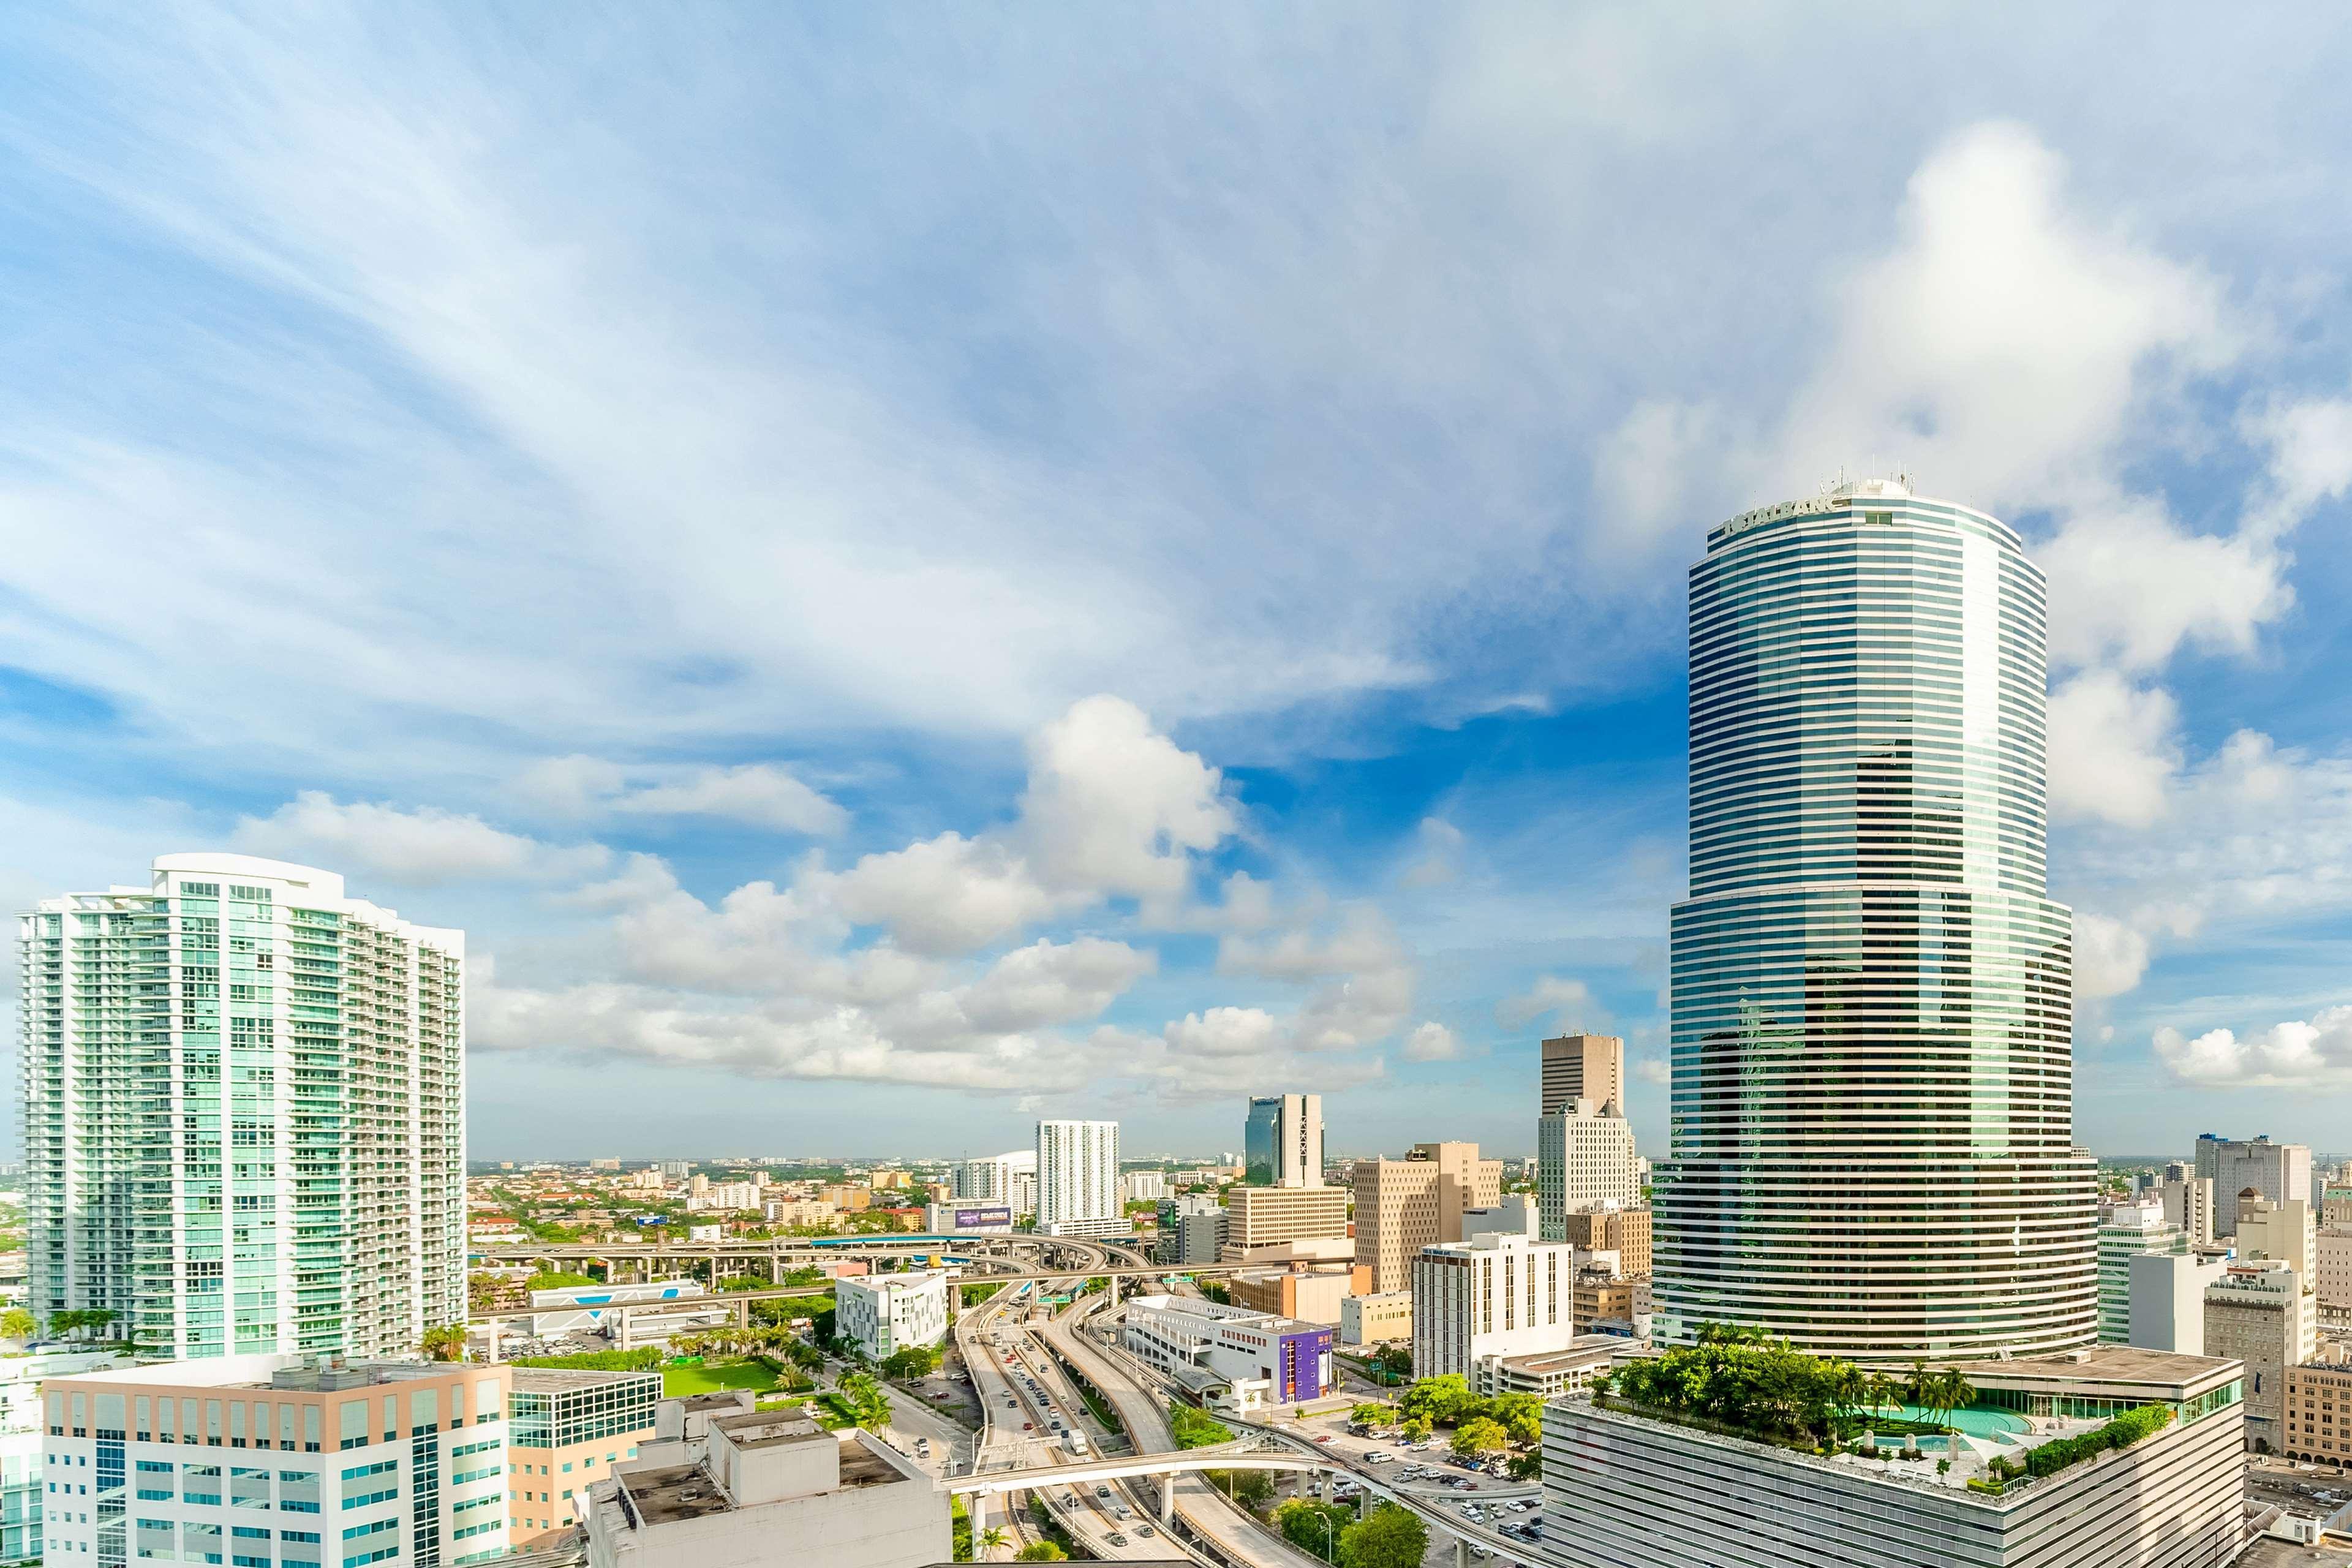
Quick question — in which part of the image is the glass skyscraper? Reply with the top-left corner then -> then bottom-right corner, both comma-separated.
21,854 -> 466,1359
1243,1094 -> 1322,1187
1651,480 -> 2098,1360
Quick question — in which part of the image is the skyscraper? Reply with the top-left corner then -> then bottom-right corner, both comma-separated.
1652,481 -> 2097,1360
1243,1093 -> 1323,1187
1035,1118 -> 1121,1237
21,854 -> 465,1359
1539,1033 -> 1624,1117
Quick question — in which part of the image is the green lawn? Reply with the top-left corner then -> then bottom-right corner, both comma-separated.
661,1359 -> 784,1397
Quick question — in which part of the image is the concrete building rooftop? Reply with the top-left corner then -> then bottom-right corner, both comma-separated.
1952,1346 -> 2244,1398
707,1410 -> 829,1452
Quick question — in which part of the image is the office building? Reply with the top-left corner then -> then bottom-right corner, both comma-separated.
1570,1263 -> 1651,1336
951,1152 -> 1035,1207
23,855 -> 465,1359
1119,1295 -> 1333,1408
1243,1095 -> 1324,1188
1556,1208 -> 1652,1278
2206,1262 -> 2313,1450
921,1202 -> 1011,1235
1483,1337 -> 1629,1399
1540,1034 -> 1624,1117
42,1355 -> 511,1568
2097,1202 -> 2187,1343
833,1273 -> 948,1360
582,1408 -> 946,1568
1537,1101 -> 1640,1242
2318,1226 -> 2352,1328
1338,1291 -> 1412,1348
2159,1175 -> 2216,1246
1153,1196 -> 1225,1267
1652,483 -> 2097,1359
1222,1185 -> 1349,1256
1034,1121 -> 1122,1238
1351,1142 -> 1503,1293
1412,1232 -> 1574,1389
1544,1347 -> 2245,1568
1461,1196 -> 1538,1242
685,1183 -> 761,1213
1226,1266 -> 1366,1327
2199,1136 -> 2313,1237
2284,1344 -> 2352,1470
506,1369 -> 660,1543
2128,1251 -> 2230,1355
0,1349 -> 126,1566
2235,1194 -> 2316,1282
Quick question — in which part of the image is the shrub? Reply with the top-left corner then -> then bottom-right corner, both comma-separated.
1168,1400 -> 1234,1449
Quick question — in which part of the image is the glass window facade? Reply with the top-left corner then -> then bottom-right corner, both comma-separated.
1653,491 -> 2098,1360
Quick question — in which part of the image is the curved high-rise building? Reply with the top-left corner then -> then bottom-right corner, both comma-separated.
1651,480 -> 2098,1360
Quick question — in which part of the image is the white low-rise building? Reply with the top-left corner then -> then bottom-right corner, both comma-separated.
42,1355 -> 512,1568
1413,1231 -> 1575,1389
834,1272 -> 949,1360
584,1408 -> 946,1568
1121,1295 -> 1334,1406
530,1279 -> 709,1338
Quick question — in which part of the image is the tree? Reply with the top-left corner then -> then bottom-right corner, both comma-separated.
1397,1373 -> 1472,1427
837,1372 -> 892,1429
1368,1345 -> 1412,1383
1398,1415 -> 1431,1442
978,1525 -> 1009,1555
1507,1450 -> 1541,1482
419,1324 -> 468,1363
1275,1499 -> 1352,1561
1450,1417 -> 1507,1460
0,1309 -> 35,1343
1013,1545 -> 1067,1562
1338,1502 -> 1427,1568
1486,1393 -> 1543,1447
1207,1469 -> 1274,1510
880,1345 -> 942,1381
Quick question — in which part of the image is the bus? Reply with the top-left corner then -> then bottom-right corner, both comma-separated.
1063,1429 -> 1089,1456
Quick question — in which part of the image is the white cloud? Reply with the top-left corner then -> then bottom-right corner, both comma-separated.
521,756 -> 845,834
2242,396 -> 2352,541
1017,695 -> 1235,902
1632,1057 -> 1670,1087
960,938 -> 1156,1033
1496,975 -> 1597,1031
831,833 -> 1068,958
2046,673 -> 2180,828
1161,1007 -> 1284,1060
2038,496 -> 2291,674
2071,911 -> 2152,1002
232,791 -> 608,886
1398,816 -> 1466,889
2154,1005 -> 2352,1089
1402,1021 -> 1463,1062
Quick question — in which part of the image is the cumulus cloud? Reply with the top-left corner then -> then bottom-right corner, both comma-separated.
232,791 -> 608,886
1402,1022 -> 1463,1062
2154,1006 -> 2352,1088
1632,1057 -> 1670,1087
1496,975 -> 1597,1031
2038,498 -> 2292,674
960,938 -> 1156,1033
2046,673 -> 2180,828
521,756 -> 846,834
1398,817 -> 1466,890
2072,911 -> 2153,1002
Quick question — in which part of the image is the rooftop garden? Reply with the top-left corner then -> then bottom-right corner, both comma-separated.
1593,1324 -> 1977,1455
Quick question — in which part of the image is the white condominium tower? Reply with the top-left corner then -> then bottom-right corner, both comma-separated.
1035,1119 -> 1121,1238
21,854 -> 466,1359
1652,481 -> 2097,1360
1243,1094 -> 1324,1187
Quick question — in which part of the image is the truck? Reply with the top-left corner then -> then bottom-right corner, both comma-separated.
1063,1429 -> 1089,1456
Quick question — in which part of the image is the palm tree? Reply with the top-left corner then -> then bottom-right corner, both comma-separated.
1927,1369 -> 1976,1433
1863,1371 -> 1900,1428
978,1525 -> 1009,1558
420,1324 -> 468,1363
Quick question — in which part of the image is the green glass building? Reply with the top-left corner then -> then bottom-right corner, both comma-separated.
1653,481 -> 2098,1360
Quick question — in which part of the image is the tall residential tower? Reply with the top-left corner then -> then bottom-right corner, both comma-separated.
21,854 -> 466,1359
1651,481 -> 2097,1360
1035,1118 -> 1121,1238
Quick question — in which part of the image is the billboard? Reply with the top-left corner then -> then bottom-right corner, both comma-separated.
954,1205 -> 1013,1229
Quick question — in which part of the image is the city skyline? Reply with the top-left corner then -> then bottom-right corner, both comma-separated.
2,10 -> 2351,1161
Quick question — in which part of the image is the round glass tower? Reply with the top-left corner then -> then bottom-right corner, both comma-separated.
1651,480 -> 2098,1360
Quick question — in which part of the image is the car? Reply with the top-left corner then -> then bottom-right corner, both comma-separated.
1313,1434 -> 1334,1444
1095,1485 -> 1111,1499
1106,1534 -> 1128,1548
1137,1525 -> 1156,1539
1022,1422 -> 1033,1431
1507,1501 -> 1528,1513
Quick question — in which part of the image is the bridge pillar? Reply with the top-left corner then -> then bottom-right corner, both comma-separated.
1161,1476 -> 1175,1525
614,1305 -> 633,1352
1454,1537 -> 1469,1568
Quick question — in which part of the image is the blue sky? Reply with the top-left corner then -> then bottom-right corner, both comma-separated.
2,6 -> 2351,1161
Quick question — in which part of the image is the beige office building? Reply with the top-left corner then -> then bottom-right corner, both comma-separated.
2318,1225 -> 2352,1327
1558,1209 -> 1653,1278
1340,1290 -> 1413,1346
2284,1344 -> 2352,1469
2205,1261 -> 2313,1450
1224,1185 -> 1351,1254
1227,1265 -> 1368,1325
1540,1033 -> 1624,1117
1352,1142 -> 1503,1293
